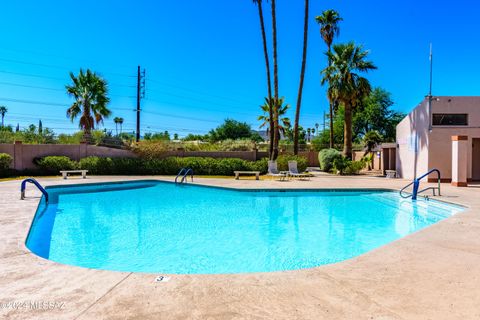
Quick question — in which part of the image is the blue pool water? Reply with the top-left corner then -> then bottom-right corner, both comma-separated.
26,181 -> 463,274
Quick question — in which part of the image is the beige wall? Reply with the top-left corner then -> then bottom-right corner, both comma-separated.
0,144 -> 321,171
0,143 -> 136,170
396,99 -> 430,180
396,96 -> 480,181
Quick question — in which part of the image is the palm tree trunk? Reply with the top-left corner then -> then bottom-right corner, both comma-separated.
344,102 -> 353,159
293,0 -> 309,155
257,2 -> 274,158
271,0 -> 280,160
115,123 -> 118,136
1,115 -> 4,127
328,45 -> 334,149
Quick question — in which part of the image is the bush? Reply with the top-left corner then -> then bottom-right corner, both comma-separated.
276,154 -> 308,172
38,156 -> 77,174
319,149 -> 343,172
332,156 -> 366,175
0,153 -> 13,170
76,156 -> 269,176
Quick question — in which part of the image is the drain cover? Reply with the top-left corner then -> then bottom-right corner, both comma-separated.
155,275 -> 170,283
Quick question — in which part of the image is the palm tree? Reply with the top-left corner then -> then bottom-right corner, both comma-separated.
270,0 -> 280,160
0,106 -> 7,127
118,117 -> 124,134
316,9 -> 342,148
258,97 -> 291,136
293,0 -> 310,155
321,42 -> 376,159
66,69 -> 111,138
252,0 -> 274,157
307,128 -> 311,142
114,117 -> 122,136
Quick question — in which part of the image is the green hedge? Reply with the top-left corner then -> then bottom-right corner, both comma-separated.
37,156 -> 77,174
35,155 -> 308,176
0,153 -> 13,170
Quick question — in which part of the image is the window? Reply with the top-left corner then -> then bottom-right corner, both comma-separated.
432,113 -> 468,126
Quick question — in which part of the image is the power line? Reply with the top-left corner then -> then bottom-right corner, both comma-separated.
0,57 -> 135,79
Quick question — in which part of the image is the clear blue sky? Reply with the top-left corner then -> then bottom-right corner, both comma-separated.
0,0 -> 478,136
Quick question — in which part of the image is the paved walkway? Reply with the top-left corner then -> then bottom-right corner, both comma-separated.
1,175 -> 479,320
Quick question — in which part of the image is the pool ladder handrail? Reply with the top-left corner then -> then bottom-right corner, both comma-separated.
400,168 -> 441,200
20,178 -> 49,202
175,168 -> 194,184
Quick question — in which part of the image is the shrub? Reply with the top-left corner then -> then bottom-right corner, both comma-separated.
332,156 -> 366,175
78,157 -> 114,175
38,156 -> 77,174
319,149 -> 342,172
275,155 -> 308,172
0,153 -> 13,170
345,160 -> 366,175
75,156 -> 269,176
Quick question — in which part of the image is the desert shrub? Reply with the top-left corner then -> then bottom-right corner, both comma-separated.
0,153 -> 13,170
332,156 -> 366,175
218,139 -> 256,151
319,149 -> 343,172
345,160 -> 366,175
37,156 -> 77,173
130,141 -> 172,159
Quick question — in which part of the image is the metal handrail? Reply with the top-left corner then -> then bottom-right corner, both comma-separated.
400,168 -> 441,200
21,178 -> 49,202
180,168 -> 194,183
399,181 -> 415,199
175,168 -> 194,184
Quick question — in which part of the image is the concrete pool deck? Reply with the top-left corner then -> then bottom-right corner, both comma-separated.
1,175 -> 480,320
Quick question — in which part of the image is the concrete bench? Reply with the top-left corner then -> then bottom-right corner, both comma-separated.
385,170 -> 397,178
234,171 -> 260,180
60,170 -> 88,179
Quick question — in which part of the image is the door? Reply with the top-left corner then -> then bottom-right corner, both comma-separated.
472,139 -> 480,181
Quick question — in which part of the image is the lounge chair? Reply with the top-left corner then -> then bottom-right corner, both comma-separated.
267,161 -> 288,181
288,161 -> 311,180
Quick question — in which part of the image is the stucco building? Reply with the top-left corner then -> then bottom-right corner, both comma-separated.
396,96 -> 480,182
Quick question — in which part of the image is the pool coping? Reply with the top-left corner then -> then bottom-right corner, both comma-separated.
2,175 -> 480,319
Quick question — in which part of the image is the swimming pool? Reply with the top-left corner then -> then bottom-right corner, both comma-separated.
26,180 -> 463,274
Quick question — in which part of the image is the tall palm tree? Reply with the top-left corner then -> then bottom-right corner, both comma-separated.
321,42 -> 376,159
293,0 -> 310,155
316,9 -> 342,148
114,117 -> 122,136
271,0 -> 280,160
0,106 -> 7,127
66,69 -> 111,137
252,0 -> 274,157
258,97 -> 291,136
118,117 -> 124,134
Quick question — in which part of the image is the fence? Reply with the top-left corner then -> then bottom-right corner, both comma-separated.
0,142 -> 324,171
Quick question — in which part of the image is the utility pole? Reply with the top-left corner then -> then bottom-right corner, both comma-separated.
136,66 -> 146,142
428,43 -> 433,132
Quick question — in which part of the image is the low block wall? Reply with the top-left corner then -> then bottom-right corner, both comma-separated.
0,143 -> 136,170
0,143 -> 321,171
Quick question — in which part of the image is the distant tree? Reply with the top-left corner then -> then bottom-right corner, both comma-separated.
0,106 -> 7,127
258,97 -> 291,137
144,131 -> 170,141
322,42 -> 376,159
173,133 -> 179,140
353,88 -> 404,142
15,123 -> 19,132
113,117 -> 124,136
316,9 -> 342,148
209,119 -> 254,142
363,130 -> 383,170
38,120 -> 43,135
66,69 -> 111,138
183,133 -> 207,141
